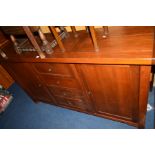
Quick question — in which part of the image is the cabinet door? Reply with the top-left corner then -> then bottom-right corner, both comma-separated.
79,64 -> 140,122
3,63 -> 54,103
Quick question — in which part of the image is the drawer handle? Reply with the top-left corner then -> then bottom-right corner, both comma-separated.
88,91 -> 92,95
38,84 -> 42,87
67,101 -> 72,105
63,93 -> 66,96
56,81 -> 60,85
48,68 -> 52,72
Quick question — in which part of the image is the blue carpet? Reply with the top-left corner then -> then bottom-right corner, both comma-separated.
0,83 -> 154,129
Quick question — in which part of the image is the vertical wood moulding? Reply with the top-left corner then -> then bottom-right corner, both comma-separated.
138,66 -> 151,128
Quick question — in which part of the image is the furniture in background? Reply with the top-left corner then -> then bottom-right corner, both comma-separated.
0,85 -> 13,113
0,31 -> 14,89
0,65 -> 14,89
0,26 -> 109,58
0,26 -> 154,128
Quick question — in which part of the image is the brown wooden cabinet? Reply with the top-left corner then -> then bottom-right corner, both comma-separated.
0,26 -> 154,128
2,62 -> 151,128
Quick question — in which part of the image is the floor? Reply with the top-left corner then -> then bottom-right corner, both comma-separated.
0,83 -> 154,129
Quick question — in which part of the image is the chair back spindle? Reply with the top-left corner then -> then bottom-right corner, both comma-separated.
38,29 -> 53,54
89,26 -> 99,51
102,26 -> 109,38
10,35 -> 22,54
71,26 -> 78,38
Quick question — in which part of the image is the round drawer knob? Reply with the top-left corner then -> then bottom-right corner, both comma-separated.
56,81 -> 60,85
48,68 -> 52,72
63,93 -> 66,96
68,101 -> 72,105
38,84 -> 42,87
88,91 -> 91,95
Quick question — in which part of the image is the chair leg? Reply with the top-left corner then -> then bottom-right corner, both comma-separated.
38,29 -> 53,54
10,35 -> 21,54
23,26 -> 45,59
0,49 -> 8,59
59,26 -> 69,38
71,26 -> 78,38
89,26 -> 99,51
102,26 -> 109,38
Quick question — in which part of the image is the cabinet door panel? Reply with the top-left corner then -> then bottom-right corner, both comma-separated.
79,64 -> 139,121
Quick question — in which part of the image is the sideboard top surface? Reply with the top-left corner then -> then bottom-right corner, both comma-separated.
1,26 -> 155,65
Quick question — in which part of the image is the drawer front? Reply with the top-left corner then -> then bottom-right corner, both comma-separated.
48,86 -> 83,98
33,63 -> 74,77
32,83 -> 53,102
55,95 -> 90,111
40,74 -> 80,89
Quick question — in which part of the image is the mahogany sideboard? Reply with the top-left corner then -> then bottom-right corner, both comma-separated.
0,26 -> 154,128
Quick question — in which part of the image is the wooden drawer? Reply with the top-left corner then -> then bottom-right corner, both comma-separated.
33,63 -> 74,77
55,95 -> 89,111
48,86 -> 83,98
31,83 -> 53,103
40,74 -> 80,89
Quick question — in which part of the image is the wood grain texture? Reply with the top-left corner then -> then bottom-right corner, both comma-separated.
78,64 -> 140,122
2,61 -> 152,128
1,27 -> 154,65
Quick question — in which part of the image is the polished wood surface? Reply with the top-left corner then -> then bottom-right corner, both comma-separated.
1,27 -> 154,65
78,64 -> 140,123
0,26 -> 154,128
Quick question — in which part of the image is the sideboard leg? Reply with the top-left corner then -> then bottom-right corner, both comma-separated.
138,122 -> 145,129
138,66 -> 151,129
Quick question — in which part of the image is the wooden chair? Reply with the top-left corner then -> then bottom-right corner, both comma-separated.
1,26 -> 49,58
49,26 -> 66,52
1,26 -> 68,58
70,26 -> 109,51
1,26 -> 109,58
